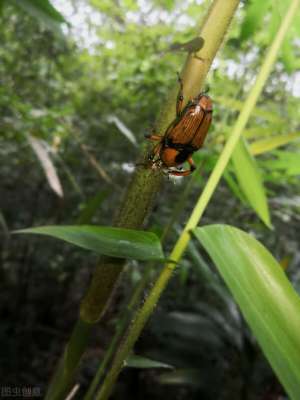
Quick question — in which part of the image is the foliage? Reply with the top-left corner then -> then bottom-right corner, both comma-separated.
15,225 -> 164,261
195,225 -> 300,400
1,0 -> 300,399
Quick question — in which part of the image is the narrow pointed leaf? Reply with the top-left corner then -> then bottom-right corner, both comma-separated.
158,369 -> 202,386
14,0 -> 66,22
213,96 -> 283,124
231,137 -> 271,227
250,133 -> 300,155
107,115 -> 137,147
194,224 -> 300,399
27,135 -> 64,198
262,151 -> 300,176
14,225 -> 164,261
12,0 -> 66,34
281,37 -> 297,73
76,191 -> 108,225
240,0 -> 270,41
125,355 -> 173,369
223,170 -> 247,205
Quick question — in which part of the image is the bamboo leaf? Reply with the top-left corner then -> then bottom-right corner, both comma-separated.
214,96 -> 283,124
27,135 -> 64,198
194,224 -> 300,399
281,37 -> 297,73
14,225 -> 164,261
14,0 -> 65,22
0,210 -> 9,240
240,0 -> 271,41
125,355 -> 173,369
250,132 -> 300,155
231,137 -> 271,227
262,151 -> 300,176
223,170 -> 247,205
243,126 -> 276,139
158,369 -> 202,386
76,191 -> 109,225
107,115 -> 137,147
12,0 -> 66,34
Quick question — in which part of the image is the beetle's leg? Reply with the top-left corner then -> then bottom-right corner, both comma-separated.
145,134 -> 162,161
152,142 -> 162,157
169,169 -> 193,177
148,142 -> 163,165
145,133 -> 163,165
176,72 -> 184,117
136,141 -> 161,168
168,156 -> 196,176
144,134 -> 162,141
187,156 -> 196,170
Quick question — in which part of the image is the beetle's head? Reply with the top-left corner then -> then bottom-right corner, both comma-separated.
198,94 -> 213,113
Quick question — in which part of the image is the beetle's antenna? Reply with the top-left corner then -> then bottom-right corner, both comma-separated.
176,71 -> 184,89
197,85 -> 210,99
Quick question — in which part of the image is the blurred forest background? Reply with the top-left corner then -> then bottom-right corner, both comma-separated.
1,0 -> 300,399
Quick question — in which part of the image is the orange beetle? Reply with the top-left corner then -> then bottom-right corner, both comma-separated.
145,76 -> 212,176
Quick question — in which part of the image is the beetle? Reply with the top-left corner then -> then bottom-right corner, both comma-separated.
145,76 -> 212,176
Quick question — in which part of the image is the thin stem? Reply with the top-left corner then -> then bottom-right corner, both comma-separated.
95,1 -> 299,399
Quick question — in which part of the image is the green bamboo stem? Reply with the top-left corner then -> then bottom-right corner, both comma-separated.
94,1 -> 299,399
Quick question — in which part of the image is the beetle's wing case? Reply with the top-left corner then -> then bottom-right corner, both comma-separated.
166,95 -> 212,149
190,106 -> 212,148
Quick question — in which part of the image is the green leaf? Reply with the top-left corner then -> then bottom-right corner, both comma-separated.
231,137 -> 271,227
27,134 -> 64,198
223,170 -> 247,205
268,3 -> 281,41
214,96 -> 283,124
262,151 -> 300,176
250,133 -> 300,155
12,0 -> 66,34
243,126 -> 277,139
76,191 -> 109,225
194,224 -> 300,399
240,0 -> 271,41
122,0 -> 139,11
21,0 -> 65,22
267,0 -> 299,74
0,210 -> 9,240
158,369 -> 202,386
153,0 -> 175,11
14,225 -> 164,261
125,355 -> 173,369
281,37 -> 297,73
